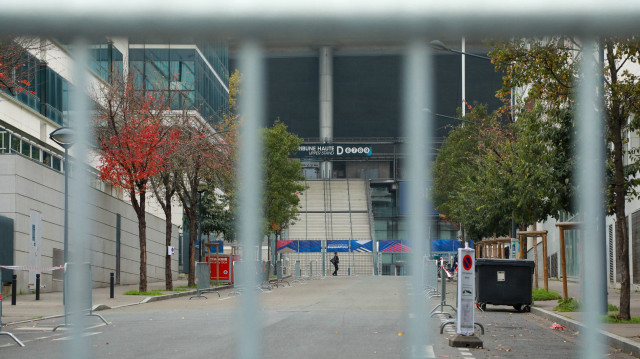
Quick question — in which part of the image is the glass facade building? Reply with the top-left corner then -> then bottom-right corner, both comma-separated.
90,41 -> 124,82
129,42 -> 229,123
2,47 -> 70,126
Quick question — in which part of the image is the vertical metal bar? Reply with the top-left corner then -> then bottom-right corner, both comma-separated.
110,272 -> 114,299
576,39 -> 605,359
403,40 -> 432,358
236,40 -> 264,359
66,39 -> 92,359
63,147 -> 69,264
461,37 -> 466,117
11,274 -> 16,305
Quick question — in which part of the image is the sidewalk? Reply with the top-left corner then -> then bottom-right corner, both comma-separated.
531,278 -> 640,357
1,278 -> 198,325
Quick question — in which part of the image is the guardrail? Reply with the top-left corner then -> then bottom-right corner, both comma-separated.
1,2 -> 626,358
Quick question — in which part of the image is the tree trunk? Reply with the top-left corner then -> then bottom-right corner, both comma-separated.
612,119 -> 631,320
606,42 -> 630,320
132,190 -> 148,293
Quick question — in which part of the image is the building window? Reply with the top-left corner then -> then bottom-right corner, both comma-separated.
90,41 -> 124,82
1,132 -> 8,153
34,64 -> 69,125
129,44 -> 228,123
21,141 -> 31,157
52,156 -> 61,171
10,135 -> 20,153
42,151 -> 52,167
31,146 -> 40,161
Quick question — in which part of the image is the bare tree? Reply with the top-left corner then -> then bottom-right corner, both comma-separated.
94,73 -> 180,292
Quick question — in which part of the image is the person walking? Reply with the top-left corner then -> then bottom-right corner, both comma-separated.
331,252 -> 339,276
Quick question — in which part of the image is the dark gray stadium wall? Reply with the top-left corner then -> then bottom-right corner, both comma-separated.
230,51 -> 503,140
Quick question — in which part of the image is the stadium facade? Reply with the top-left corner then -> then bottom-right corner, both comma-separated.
232,40 -> 503,274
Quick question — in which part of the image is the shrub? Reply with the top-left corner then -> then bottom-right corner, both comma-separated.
532,289 -> 561,301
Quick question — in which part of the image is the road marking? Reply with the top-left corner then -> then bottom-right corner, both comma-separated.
410,345 -> 435,358
425,345 -> 435,358
15,327 -> 56,331
33,336 -> 56,341
53,332 -> 101,341
431,309 -> 477,359
87,324 -> 107,330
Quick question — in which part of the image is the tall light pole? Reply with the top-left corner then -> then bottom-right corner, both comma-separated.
49,127 -> 75,264
430,40 -> 518,244
429,39 -> 491,117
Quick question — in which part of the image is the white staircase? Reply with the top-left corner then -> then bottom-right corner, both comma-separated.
287,179 -> 372,241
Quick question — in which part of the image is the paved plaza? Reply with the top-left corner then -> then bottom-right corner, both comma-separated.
1,275 -> 639,358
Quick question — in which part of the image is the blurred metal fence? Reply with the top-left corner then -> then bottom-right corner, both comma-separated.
3,1 -> 638,358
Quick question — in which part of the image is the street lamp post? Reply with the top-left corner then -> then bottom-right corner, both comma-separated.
429,39 -> 491,60
430,39 -> 491,118
49,127 -> 74,320
429,40 -> 520,238
49,127 -> 75,265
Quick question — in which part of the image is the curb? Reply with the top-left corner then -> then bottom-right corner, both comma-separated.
531,306 -> 640,358
3,285 -> 234,326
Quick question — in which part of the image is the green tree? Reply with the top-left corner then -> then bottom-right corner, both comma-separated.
509,106 -> 575,225
201,189 -> 235,242
263,120 -> 306,267
490,37 -> 640,320
433,106 -> 508,239
433,103 -> 576,241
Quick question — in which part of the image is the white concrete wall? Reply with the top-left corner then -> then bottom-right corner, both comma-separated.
0,154 -> 180,294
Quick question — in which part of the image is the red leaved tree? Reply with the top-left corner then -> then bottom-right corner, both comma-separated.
95,76 -> 180,292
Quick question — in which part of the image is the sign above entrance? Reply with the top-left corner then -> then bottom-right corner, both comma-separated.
295,144 -> 373,158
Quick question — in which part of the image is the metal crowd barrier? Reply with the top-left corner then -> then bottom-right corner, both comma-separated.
1,2 -> 628,358
190,262 -> 221,300
53,263 -> 108,332
423,259 -> 439,298
0,271 -> 24,347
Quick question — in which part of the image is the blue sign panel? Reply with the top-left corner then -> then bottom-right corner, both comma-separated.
277,240 -> 373,253
277,240 -> 322,253
207,240 -> 224,254
431,239 -> 474,252
326,240 -> 373,253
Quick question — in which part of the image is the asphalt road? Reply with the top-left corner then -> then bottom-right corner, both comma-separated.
0,276 -> 636,358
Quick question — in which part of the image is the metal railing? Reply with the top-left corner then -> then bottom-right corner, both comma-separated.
2,2 -> 634,358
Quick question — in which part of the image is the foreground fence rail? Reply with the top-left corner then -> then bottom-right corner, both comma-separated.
1,1 -> 629,358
